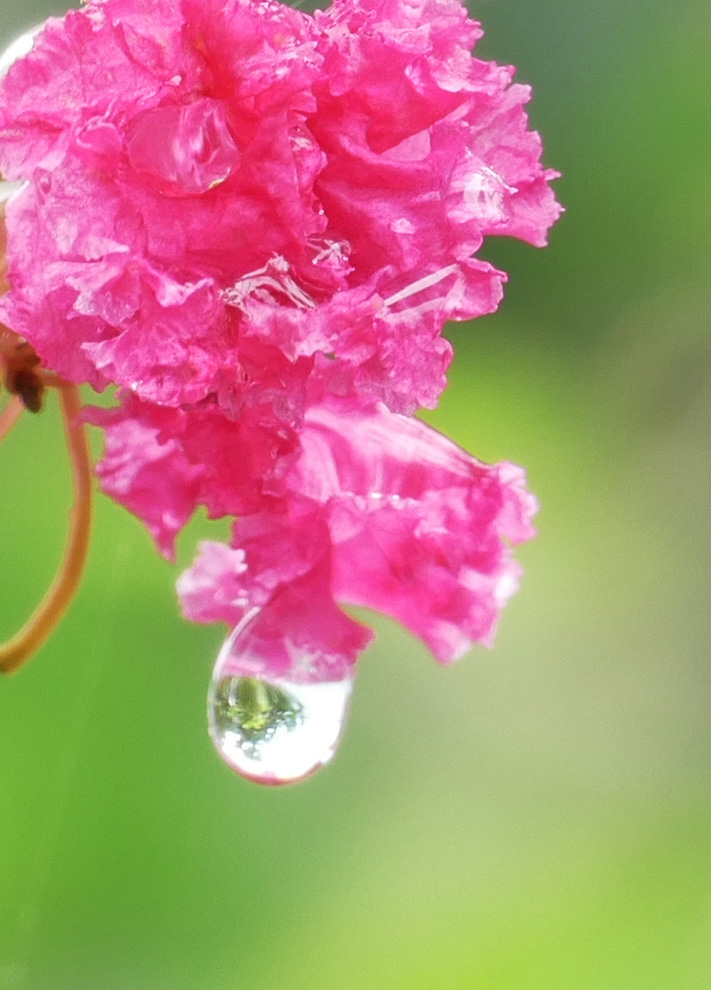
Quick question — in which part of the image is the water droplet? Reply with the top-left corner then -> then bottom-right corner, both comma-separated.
389,217 -> 416,235
306,235 -> 351,269
127,98 -> 239,197
366,491 -> 402,506
464,165 -> 511,224
207,622 -> 353,785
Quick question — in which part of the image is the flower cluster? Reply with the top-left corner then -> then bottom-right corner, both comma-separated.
0,0 -> 559,684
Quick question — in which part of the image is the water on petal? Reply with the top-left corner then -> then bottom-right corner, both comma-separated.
306,235 -> 351,270
208,624 -> 353,785
127,99 -> 240,196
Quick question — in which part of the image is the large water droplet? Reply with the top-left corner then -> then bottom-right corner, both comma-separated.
207,624 -> 353,786
127,98 -> 240,197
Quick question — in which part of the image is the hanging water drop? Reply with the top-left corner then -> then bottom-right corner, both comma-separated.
207,621 -> 353,785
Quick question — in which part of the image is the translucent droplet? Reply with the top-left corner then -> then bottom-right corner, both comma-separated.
127,98 -> 239,197
464,166 -> 508,224
306,235 -> 351,269
389,217 -> 416,235
207,623 -> 353,785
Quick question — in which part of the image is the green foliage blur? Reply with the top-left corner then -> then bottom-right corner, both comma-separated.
1,1 -> 710,987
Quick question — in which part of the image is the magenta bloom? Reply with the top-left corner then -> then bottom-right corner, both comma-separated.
0,0 -> 559,776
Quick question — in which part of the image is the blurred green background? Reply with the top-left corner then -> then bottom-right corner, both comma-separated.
1,0 -> 710,987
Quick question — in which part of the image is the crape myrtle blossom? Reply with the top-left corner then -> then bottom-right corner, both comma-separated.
0,0 -> 560,708
177,395 -> 538,679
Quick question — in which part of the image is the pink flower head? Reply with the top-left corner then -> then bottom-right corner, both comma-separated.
0,0 -> 559,692
178,396 -> 537,681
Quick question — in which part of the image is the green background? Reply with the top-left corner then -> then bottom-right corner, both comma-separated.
1,0 -> 710,987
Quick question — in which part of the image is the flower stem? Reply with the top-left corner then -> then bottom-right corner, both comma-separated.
0,383 -> 93,674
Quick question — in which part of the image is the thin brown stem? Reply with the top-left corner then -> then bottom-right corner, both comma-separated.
0,394 -> 23,442
0,384 -> 93,674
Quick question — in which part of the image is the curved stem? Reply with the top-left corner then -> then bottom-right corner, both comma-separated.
0,394 -> 22,443
0,384 -> 93,674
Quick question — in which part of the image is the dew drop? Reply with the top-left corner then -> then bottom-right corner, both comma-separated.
306,235 -> 351,269
207,622 -> 353,785
389,217 -> 416,235
464,166 -> 510,224
127,98 -> 239,197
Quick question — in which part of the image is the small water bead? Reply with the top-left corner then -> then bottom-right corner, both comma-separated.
462,164 -> 511,225
306,235 -> 351,269
208,624 -> 354,785
389,217 -> 416,235
127,98 -> 240,196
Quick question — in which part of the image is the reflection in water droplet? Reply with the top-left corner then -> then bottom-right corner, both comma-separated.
208,625 -> 353,785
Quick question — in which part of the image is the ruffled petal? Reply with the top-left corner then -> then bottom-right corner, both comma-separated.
0,0 -> 560,416
1,0 -> 558,683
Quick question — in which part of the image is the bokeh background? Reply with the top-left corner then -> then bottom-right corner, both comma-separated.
1,0 -> 710,987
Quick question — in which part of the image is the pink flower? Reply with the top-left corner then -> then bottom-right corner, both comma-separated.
0,0 -> 559,689
178,396 -> 537,681
0,0 -> 558,407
